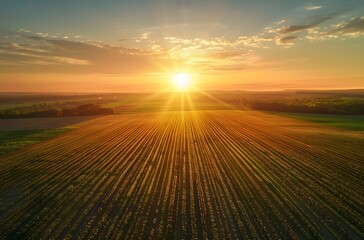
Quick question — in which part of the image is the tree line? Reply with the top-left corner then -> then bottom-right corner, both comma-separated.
0,103 -> 114,119
240,97 -> 364,114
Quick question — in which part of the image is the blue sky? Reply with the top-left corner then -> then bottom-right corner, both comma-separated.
1,0 -> 362,42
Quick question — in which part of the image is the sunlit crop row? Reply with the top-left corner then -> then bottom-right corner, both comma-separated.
0,111 -> 363,239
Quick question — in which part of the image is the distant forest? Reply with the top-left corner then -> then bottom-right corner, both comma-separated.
206,90 -> 364,115
1,90 -> 364,117
0,103 -> 113,119
240,97 -> 364,114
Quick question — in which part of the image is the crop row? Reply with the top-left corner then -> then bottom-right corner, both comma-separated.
0,111 -> 363,239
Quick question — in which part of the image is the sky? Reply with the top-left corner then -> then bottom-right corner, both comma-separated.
0,0 -> 363,92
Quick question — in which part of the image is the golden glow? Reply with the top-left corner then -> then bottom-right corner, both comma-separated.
172,73 -> 191,91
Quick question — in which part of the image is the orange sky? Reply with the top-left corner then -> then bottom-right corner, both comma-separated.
0,1 -> 363,92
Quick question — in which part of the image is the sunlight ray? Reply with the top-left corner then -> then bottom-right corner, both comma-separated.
193,86 -> 238,110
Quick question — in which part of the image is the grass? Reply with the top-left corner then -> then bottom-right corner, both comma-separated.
268,112 -> 364,131
0,128 -> 73,155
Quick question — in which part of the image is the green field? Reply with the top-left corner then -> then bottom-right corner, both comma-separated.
269,112 -> 364,131
0,128 -> 73,155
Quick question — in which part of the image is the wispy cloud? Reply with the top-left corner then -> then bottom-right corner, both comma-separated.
144,9 -> 364,70
0,31 -> 160,74
2,7 -> 364,76
277,10 -> 347,34
326,17 -> 364,36
305,5 -> 322,11
305,16 -> 364,41
277,35 -> 298,45
160,8 -> 360,51
237,36 -> 274,48
207,51 -> 248,60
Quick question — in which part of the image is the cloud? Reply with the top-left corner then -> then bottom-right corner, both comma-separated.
305,5 -> 322,11
0,32 -> 161,74
2,10 -> 363,77
140,32 -> 150,39
207,51 -> 247,60
164,36 -> 234,48
161,8 -> 359,51
0,41 -> 92,69
19,28 -> 32,33
164,35 -> 274,50
278,36 -> 298,45
326,17 -> 364,36
305,16 -> 364,40
212,64 -> 246,72
278,10 -> 348,34
27,35 -> 44,41
278,24 -> 314,35
237,36 -> 274,48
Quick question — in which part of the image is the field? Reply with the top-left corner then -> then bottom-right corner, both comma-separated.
0,129 -> 72,156
0,110 -> 363,239
0,116 -> 101,131
267,112 -> 364,131
0,116 -> 101,156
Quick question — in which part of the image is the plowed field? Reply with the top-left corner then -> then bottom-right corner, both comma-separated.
1,111 -> 363,239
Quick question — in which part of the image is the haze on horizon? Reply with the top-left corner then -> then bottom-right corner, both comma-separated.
0,0 -> 363,92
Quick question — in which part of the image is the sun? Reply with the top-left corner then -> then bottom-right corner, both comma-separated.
172,73 -> 191,91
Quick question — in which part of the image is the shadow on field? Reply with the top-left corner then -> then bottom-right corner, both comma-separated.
0,116 -> 103,131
